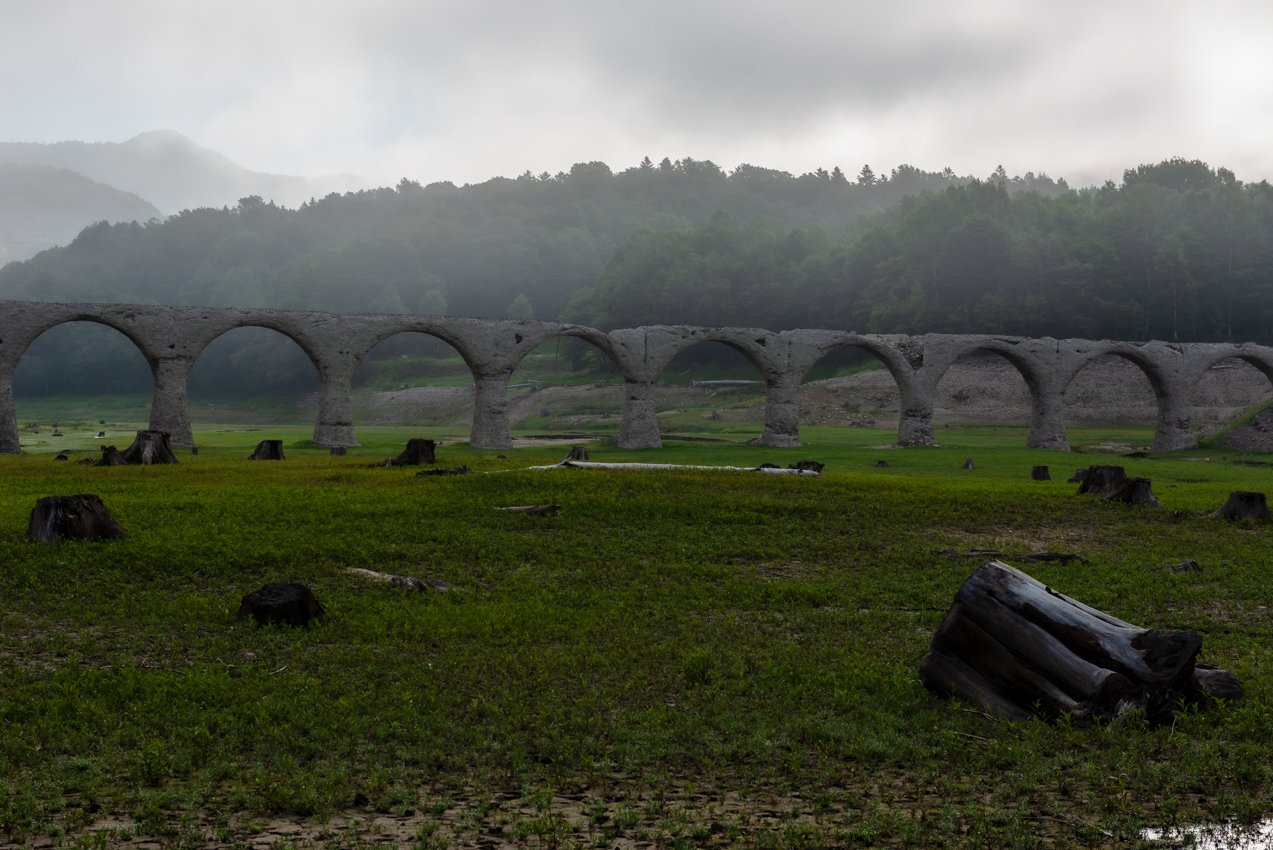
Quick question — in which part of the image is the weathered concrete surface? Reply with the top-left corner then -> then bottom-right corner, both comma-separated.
4,299 -> 1273,454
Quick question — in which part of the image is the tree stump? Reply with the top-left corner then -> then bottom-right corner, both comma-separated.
601,411 -> 612,420
96,431 -> 105,437
1104,477 -> 1162,507
191,447 -> 198,455
235,582 -> 326,627
330,446 -> 347,456
708,410 -> 722,421
788,460 -> 825,473
248,440 -> 286,460
1031,465 -> 1050,481
54,452 -> 68,461
919,560 -> 1239,723
539,408 -> 551,418
1077,465 -> 1125,496
28,494 -> 127,543
385,439 -> 436,466
1066,468 -> 1087,483
875,460 -> 890,468
118,430 -> 179,465
963,458 -> 975,470
563,446 -> 590,461
1213,491 -> 1273,521
95,445 -> 126,466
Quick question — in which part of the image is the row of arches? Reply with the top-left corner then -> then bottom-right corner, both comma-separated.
2,301 -> 1273,454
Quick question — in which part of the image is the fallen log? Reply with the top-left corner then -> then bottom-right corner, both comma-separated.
1213,491 -> 1273,521
236,582 -> 326,626
528,461 -> 820,477
1031,465 -> 1051,481
415,465 -> 473,476
118,430 -> 179,465
348,568 -> 449,592
1077,465 -> 1125,496
28,494 -> 127,543
788,460 -> 825,473
385,438 -> 437,466
497,504 -> 561,514
248,439 -> 286,461
1104,477 -> 1162,507
919,560 -> 1239,723
1066,468 -> 1087,483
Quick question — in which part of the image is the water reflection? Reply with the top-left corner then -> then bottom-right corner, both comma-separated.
1142,820 -> 1273,849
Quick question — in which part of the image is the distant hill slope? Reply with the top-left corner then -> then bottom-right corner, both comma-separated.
0,163 -> 162,264
0,131 -> 370,214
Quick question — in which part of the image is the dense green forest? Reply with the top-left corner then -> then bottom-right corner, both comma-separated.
0,157 -> 1008,398
8,157 -> 1268,399
566,159 -> 1273,342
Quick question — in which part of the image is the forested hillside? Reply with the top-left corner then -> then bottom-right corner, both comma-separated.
0,157 -> 1001,398
567,159 -> 1273,343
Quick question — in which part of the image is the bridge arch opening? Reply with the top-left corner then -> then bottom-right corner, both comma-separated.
188,326 -> 319,423
1190,355 -> 1273,434
1062,353 -> 1162,430
655,340 -> 767,438
348,331 -> 476,430
504,334 -> 626,435
932,348 -> 1037,434
796,345 -> 892,431
13,321 -> 154,449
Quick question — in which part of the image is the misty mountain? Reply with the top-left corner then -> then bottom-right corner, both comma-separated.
0,163 -> 162,264
0,131 -> 370,214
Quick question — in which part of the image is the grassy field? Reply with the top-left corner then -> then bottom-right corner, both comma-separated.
2,425 -> 1272,849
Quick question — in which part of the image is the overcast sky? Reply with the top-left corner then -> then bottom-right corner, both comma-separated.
4,0 -> 1273,188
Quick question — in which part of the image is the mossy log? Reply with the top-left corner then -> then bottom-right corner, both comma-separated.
1104,477 -> 1162,507
118,430 -> 179,465
919,560 -> 1239,724
1031,465 -> 1051,481
235,582 -> 326,627
28,494 -> 127,543
385,438 -> 437,466
1077,465 -> 1125,496
248,440 -> 286,461
1213,491 -> 1273,521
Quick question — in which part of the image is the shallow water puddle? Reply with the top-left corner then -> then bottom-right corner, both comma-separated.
1143,819 -> 1273,849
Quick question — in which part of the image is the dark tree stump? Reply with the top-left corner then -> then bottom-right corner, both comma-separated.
601,411 -> 612,420
248,440 -> 286,461
919,560 -> 1236,724
1213,491 -> 1273,521
235,582 -> 326,627
788,460 -> 825,473
1104,477 -> 1162,507
963,458 -> 975,470
1077,464 -> 1125,495
96,431 -> 105,437
95,445 -> 126,466
875,460 -> 890,468
54,453 -> 68,461
385,439 -> 437,466
330,446 -> 347,457
539,408 -> 551,418
190,447 -> 198,455
28,494 -> 127,543
118,431 -> 179,465
1031,465 -> 1051,481
563,446 -> 589,461
708,410 -> 722,421
1066,468 -> 1087,483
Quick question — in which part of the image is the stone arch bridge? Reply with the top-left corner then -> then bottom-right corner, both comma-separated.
2,300 -> 1270,454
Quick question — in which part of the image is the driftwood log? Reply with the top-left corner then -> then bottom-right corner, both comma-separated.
118,430 -> 179,465
1078,465 -> 1125,495
1066,468 -> 1087,483
1031,465 -> 1051,481
1214,491 -> 1273,521
95,445 -> 126,466
1104,477 -> 1162,507
963,458 -> 975,470
28,494 -> 127,543
497,504 -> 561,514
563,446 -> 589,461
235,582 -> 326,627
416,465 -> 473,476
919,560 -> 1241,724
248,440 -> 286,460
348,568 -> 449,592
385,439 -> 437,466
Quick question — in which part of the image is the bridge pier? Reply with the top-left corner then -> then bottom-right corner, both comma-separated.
470,372 -> 514,450
618,379 -> 661,448
0,368 -> 19,455
760,377 -> 801,447
896,383 -> 937,446
149,356 -> 195,447
1026,382 -> 1070,451
313,365 -> 359,447
1153,390 -> 1197,452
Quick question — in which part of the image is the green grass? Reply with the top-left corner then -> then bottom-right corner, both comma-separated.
2,429 -> 1273,846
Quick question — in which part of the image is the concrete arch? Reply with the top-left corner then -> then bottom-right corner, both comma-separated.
1058,341 -> 1192,451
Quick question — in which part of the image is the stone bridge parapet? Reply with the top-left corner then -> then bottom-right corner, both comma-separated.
2,300 -> 1270,454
